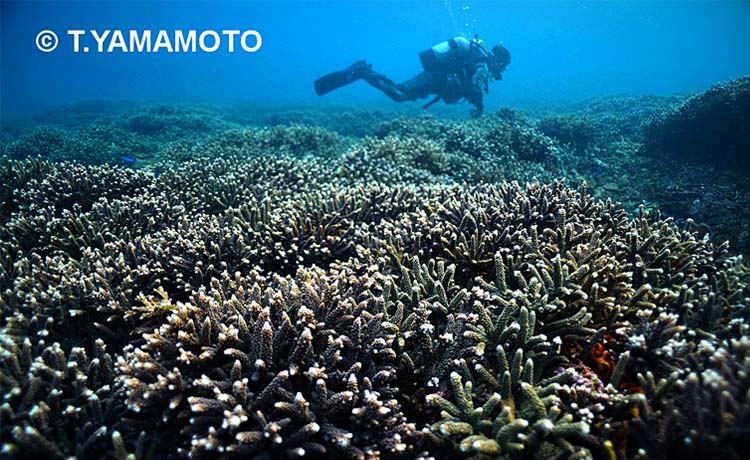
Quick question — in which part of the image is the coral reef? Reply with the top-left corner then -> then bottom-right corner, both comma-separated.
537,114 -> 602,153
376,108 -> 560,164
248,104 -> 421,138
1,88 -> 749,458
642,76 -> 750,173
525,85 -> 750,258
3,104 -> 244,166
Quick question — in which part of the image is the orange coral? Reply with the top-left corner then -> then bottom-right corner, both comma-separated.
590,342 -> 616,380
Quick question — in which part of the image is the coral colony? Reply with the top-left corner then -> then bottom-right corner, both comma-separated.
1,77 -> 749,459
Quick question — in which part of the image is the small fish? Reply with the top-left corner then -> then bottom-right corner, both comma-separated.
121,156 -> 137,164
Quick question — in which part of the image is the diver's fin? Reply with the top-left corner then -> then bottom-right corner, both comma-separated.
314,60 -> 369,96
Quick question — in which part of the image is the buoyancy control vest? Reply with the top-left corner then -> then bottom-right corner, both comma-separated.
419,36 -> 491,109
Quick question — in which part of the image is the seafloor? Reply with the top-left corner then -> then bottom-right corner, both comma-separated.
1,77 -> 749,460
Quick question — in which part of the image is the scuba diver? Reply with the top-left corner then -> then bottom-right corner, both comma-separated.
314,36 -> 510,117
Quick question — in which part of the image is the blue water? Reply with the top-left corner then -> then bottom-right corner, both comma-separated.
2,0 -> 749,116
2,4 -> 750,459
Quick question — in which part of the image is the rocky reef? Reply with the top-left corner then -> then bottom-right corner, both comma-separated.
1,88 -> 750,459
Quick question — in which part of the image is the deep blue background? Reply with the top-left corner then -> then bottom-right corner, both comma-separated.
2,0 -> 749,116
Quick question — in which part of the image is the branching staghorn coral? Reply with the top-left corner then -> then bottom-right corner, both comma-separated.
426,370 -> 593,459
0,156 -> 52,223
117,265 -> 419,459
0,323 -> 123,459
2,107 -> 750,460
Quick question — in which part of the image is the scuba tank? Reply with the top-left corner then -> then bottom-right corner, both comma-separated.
419,36 -> 472,74
419,35 -> 492,110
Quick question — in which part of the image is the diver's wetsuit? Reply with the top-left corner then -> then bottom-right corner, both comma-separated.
359,42 -> 492,114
